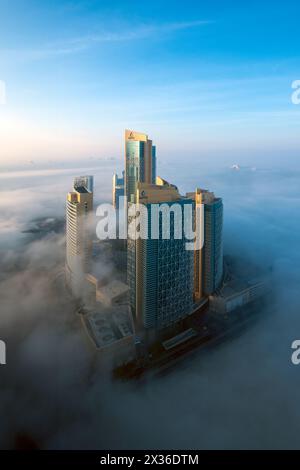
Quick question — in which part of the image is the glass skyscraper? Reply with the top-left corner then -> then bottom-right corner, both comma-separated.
112,170 -> 125,209
125,130 -> 156,203
187,188 -> 224,297
125,131 -> 223,341
202,196 -> 223,295
127,181 -> 194,333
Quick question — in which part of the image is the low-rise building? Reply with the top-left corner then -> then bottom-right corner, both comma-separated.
81,306 -> 136,367
209,278 -> 269,314
85,275 -> 129,307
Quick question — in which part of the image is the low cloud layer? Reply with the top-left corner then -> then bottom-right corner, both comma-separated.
0,162 -> 300,449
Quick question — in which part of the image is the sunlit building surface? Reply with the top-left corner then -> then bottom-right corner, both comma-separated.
125,129 -> 156,203
187,189 -> 224,297
65,176 -> 93,294
85,274 -> 129,307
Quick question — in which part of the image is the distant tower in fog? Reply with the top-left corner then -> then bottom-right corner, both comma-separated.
125,129 -> 156,203
112,171 -> 125,209
65,176 -> 93,293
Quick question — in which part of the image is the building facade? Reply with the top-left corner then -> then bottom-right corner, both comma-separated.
125,129 -> 156,203
112,171 -> 125,209
187,188 -> 223,298
202,195 -> 223,295
66,176 -> 93,294
123,129 -> 224,341
127,181 -> 194,335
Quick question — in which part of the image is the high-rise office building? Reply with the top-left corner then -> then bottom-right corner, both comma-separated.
187,189 -> 223,297
202,192 -> 223,295
125,129 -> 156,203
66,176 -> 93,293
124,129 -> 223,340
112,171 -> 125,209
127,180 -> 194,335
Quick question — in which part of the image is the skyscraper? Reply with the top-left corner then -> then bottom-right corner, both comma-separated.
187,189 -> 223,298
202,192 -> 223,295
127,180 -> 194,336
125,129 -> 156,203
66,176 -> 93,293
112,171 -> 125,209
124,129 -> 223,341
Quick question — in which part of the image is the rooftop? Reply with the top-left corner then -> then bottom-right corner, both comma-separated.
96,279 -> 129,305
125,129 -> 148,142
82,306 -> 134,350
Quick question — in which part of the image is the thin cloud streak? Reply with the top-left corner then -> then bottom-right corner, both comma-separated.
67,19 -> 213,46
0,19 -> 213,63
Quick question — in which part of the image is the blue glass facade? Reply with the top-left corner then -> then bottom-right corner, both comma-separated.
128,199 -> 194,330
203,198 -> 223,295
125,140 -> 156,203
126,141 -> 145,203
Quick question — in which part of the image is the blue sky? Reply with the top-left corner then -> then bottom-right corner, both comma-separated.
0,0 -> 300,166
